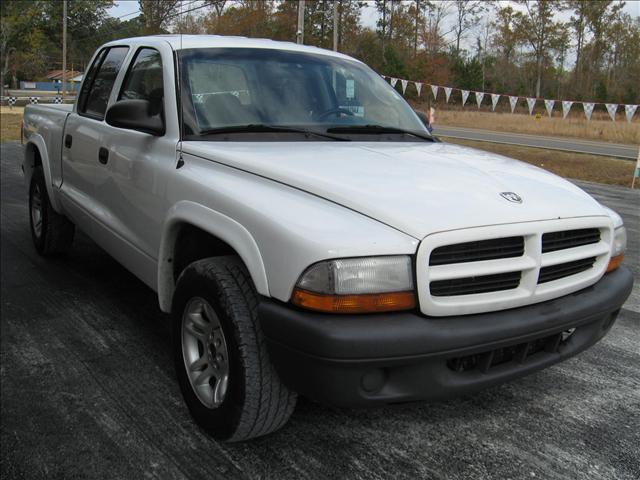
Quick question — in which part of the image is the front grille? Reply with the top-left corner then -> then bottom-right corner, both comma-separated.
538,257 -> 596,284
447,329 -> 576,373
542,228 -> 600,253
420,219 -> 611,315
430,271 -> 521,297
429,236 -> 524,266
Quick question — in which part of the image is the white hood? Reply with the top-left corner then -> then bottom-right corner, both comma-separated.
183,141 -> 607,239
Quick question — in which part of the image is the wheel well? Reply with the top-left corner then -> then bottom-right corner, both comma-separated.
25,142 -> 42,168
23,143 -> 42,184
172,224 -> 238,281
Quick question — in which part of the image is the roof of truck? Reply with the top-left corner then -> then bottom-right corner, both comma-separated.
105,34 -> 360,62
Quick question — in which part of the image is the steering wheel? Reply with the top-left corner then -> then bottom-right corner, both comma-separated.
315,107 -> 355,120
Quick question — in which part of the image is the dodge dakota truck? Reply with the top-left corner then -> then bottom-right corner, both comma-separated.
22,35 -> 633,441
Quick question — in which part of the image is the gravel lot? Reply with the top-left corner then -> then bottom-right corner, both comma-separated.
1,141 -> 638,480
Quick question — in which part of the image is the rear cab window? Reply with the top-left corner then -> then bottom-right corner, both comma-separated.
78,46 -> 129,120
119,48 -> 164,103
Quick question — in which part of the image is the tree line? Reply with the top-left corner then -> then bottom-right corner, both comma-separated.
2,0 -> 638,105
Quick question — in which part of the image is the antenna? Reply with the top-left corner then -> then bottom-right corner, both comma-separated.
177,0 -> 184,168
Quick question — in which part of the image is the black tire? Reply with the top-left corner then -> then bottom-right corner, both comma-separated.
172,256 -> 297,441
29,166 -> 75,256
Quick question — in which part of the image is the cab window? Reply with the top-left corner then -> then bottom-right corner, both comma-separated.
119,48 -> 164,111
79,46 -> 128,120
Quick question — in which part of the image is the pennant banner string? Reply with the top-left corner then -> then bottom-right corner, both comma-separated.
583,102 -> 595,121
461,90 -> 470,106
544,99 -> 555,117
509,96 -> 518,113
491,93 -> 500,111
444,87 -> 452,103
605,103 -> 618,122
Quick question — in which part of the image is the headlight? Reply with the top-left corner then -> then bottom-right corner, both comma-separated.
607,226 -> 626,273
291,256 -> 416,313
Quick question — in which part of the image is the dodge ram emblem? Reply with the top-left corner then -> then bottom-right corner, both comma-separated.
500,192 -> 522,203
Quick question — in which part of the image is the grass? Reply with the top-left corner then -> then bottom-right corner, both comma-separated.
411,103 -> 640,145
0,107 -> 23,142
443,137 -> 636,187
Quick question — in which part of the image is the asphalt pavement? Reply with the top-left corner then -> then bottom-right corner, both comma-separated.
1,141 -> 639,480
434,125 -> 640,160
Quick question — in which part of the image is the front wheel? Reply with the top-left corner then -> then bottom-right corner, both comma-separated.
29,166 -> 75,255
172,256 -> 297,441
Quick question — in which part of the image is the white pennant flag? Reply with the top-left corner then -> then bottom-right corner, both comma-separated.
544,99 -> 555,117
625,104 -> 638,123
526,97 -> 536,115
431,84 -> 438,99
509,96 -> 518,113
583,102 -> 595,120
444,87 -> 452,103
491,93 -> 500,111
562,101 -> 573,119
605,103 -> 618,121
415,82 -> 422,97
461,90 -> 470,106
390,77 -> 398,87
401,79 -> 408,95
475,91 -> 484,108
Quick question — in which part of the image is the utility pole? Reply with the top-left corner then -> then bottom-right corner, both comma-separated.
62,0 -> 67,101
332,1 -> 338,51
296,0 -> 305,45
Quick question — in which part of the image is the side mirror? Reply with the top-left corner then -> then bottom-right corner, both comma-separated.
106,99 -> 165,136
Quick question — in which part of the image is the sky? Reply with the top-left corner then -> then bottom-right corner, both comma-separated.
108,0 -> 640,53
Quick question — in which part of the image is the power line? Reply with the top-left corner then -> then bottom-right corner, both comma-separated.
113,9 -> 141,20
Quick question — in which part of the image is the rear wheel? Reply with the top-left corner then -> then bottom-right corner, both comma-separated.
172,256 -> 297,441
29,166 -> 75,255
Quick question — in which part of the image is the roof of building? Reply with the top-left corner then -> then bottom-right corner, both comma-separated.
46,70 -> 83,80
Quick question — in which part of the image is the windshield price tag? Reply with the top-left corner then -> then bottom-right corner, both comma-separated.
346,79 -> 355,99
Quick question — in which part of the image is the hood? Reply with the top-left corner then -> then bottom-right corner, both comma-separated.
183,141 -> 607,239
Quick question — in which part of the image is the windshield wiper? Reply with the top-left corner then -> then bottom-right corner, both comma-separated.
197,124 -> 350,141
326,124 -> 435,142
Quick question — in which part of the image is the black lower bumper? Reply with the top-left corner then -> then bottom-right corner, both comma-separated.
259,267 -> 633,407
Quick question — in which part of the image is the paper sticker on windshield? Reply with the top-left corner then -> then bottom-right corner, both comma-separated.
339,105 -> 364,117
346,79 -> 355,99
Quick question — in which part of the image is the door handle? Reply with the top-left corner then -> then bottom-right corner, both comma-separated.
64,134 -> 72,148
98,147 -> 109,165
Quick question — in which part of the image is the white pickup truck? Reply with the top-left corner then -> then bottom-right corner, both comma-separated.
22,35 -> 632,441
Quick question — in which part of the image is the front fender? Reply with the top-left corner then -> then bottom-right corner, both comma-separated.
157,200 -> 269,313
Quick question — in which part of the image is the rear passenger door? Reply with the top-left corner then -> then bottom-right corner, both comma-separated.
60,46 -> 129,234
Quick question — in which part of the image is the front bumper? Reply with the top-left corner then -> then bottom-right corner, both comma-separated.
259,267 -> 633,407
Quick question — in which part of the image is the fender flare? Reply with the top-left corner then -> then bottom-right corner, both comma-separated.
157,201 -> 269,312
24,136 -> 62,211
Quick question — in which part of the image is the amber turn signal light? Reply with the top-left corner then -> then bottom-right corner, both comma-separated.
291,288 -> 416,314
606,254 -> 624,273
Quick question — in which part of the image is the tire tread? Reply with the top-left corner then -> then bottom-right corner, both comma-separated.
184,257 -> 296,441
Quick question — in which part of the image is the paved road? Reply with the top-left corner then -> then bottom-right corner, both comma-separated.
1,142 -> 639,480
434,125 -> 640,160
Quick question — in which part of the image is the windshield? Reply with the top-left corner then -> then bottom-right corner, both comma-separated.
178,48 -> 429,141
